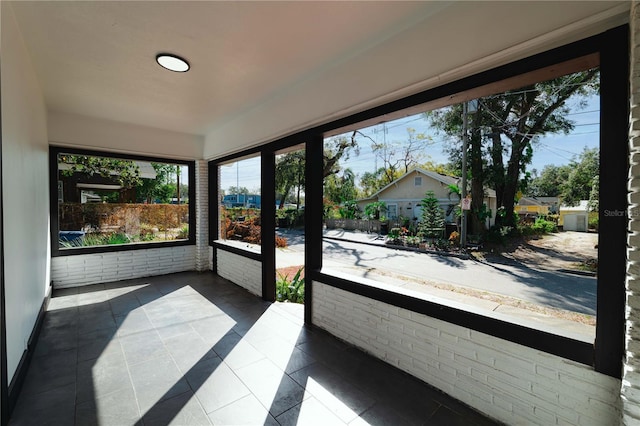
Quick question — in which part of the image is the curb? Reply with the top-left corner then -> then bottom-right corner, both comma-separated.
322,235 -> 472,260
557,268 -> 597,277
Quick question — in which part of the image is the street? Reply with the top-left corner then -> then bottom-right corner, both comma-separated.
276,229 -> 597,340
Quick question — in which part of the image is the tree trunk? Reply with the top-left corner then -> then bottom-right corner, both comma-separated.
469,121 -> 485,234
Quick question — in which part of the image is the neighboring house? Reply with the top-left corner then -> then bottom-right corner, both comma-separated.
222,193 -> 262,208
559,200 -> 596,232
356,169 -> 497,227
516,196 -> 560,217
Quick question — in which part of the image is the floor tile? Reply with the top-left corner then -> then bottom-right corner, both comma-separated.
120,329 -> 168,365
208,394 -> 279,426
140,391 -> 212,426
163,330 -> 217,373
276,396 -> 347,426
185,355 -> 251,414
75,381 -> 140,426
8,272 -> 499,426
129,353 -> 192,414
9,382 -> 76,426
212,331 -> 265,370
289,363 -> 376,423
19,348 -> 77,396
235,358 -> 306,417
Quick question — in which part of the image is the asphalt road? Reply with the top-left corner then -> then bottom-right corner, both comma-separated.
277,230 -> 596,316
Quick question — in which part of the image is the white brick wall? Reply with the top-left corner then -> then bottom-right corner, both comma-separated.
51,246 -> 196,288
209,246 -> 214,271
625,3 -> 640,424
216,248 -> 262,297
313,281 -> 622,425
195,160 -> 209,271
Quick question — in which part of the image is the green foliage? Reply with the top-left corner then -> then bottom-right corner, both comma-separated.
276,151 -> 305,208
324,168 -> 358,204
485,226 -> 513,245
338,200 -> 360,219
59,154 -> 142,189
528,164 -> 570,197
559,148 -> 599,207
589,216 -> 599,231
519,218 -> 557,236
428,69 -> 600,228
387,227 -> 402,244
176,225 -> 189,239
276,268 -> 305,303
417,191 -> 445,239
363,201 -> 387,219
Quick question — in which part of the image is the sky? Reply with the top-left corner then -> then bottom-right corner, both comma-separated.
219,94 -> 600,195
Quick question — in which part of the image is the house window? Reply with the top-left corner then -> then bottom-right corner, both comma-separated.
387,204 -> 398,219
50,147 -> 195,255
414,176 -> 422,186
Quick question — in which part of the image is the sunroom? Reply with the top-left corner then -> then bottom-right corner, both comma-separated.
2,1 -> 638,425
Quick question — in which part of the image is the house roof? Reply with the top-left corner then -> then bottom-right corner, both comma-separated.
560,200 -> 591,212
359,168 -> 497,202
359,168 -> 459,202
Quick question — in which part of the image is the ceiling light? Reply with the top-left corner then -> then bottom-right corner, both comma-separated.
156,53 -> 190,72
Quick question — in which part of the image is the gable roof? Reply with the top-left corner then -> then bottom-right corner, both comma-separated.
359,169 -> 459,202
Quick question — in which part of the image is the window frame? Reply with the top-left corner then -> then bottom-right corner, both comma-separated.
209,26 -> 627,378
49,146 -> 196,257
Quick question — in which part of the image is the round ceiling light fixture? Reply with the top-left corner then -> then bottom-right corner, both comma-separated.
156,53 -> 190,72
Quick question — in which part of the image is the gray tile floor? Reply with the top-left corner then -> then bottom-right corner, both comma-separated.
9,272 -> 500,425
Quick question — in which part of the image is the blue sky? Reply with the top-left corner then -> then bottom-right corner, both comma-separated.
219,95 -> 599,194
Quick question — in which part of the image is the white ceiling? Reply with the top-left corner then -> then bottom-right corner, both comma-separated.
8,1 -> 630,159
10,1 -> 443,136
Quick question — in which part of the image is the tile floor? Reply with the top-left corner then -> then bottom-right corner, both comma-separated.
9,272 -> 500,425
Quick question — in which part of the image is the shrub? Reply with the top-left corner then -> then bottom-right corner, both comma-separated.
589,216 -> 599,231
275,235 -> 288,248
276,267 -> 305,303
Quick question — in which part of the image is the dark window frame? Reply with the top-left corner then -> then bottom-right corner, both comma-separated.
49,146 -> 196,257
209,26 -> 627,377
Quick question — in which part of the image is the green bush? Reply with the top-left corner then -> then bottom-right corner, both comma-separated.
589,216 -> 599,231
276,267 -> 305,303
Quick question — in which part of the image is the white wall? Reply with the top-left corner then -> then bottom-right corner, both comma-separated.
624,3 -> 640,424
48,111 -> 204,161
216,249 -> 262,297
313,282 -> 621,425
51,246 -> 196,289
1,3 -> 51,381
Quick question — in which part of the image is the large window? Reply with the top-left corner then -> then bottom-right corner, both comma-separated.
322,60 -> 601,342
209,27 -> 626,375
216,155 -> 262,249
51,148 -> 195,254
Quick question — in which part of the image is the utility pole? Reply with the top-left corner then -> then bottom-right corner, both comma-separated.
461,102 -> 468,250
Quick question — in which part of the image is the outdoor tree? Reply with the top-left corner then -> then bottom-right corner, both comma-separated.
323,134 -> 360,178
370,128 -> 432,185
276,151 -> 305,209
527,164 -> 571,197
558,147 -> 599,207
359,168 -> 388,197
417,191 -> 445,239
227,186 -> 250,196
58,154 -> 142,189
136,163 -> 179,203
429,68 -> 599,229
324,168 -> 358,204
